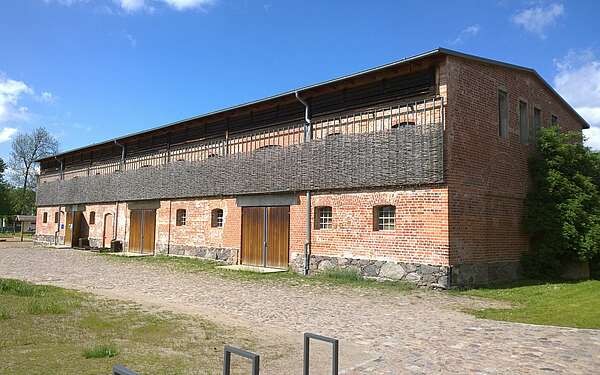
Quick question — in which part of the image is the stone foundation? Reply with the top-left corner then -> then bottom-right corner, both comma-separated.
33,234 -> 61,246
156,244 -> 238,263
451,262 -> 521,287
291,254 -> 450,288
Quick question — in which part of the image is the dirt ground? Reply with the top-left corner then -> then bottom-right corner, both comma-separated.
1,243 -> 599,374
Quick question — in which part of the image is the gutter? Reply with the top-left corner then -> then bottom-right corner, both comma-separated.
295,91 -> 312,276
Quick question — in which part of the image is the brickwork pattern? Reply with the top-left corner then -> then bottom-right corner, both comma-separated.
444,56 -> 585,275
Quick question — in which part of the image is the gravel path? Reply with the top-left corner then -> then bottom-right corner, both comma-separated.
1,243 -> 599,374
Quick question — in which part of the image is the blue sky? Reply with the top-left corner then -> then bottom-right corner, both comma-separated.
1,0 -> 600,160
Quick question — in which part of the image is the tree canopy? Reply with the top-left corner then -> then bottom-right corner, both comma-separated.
524,126 -> 600,278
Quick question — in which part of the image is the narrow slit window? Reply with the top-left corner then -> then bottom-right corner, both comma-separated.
43,212 -> 48,223
176,209 -> 186,226
374,205 -> 395,231
54,212 -> 60,224
211,209 -> 224,228
89,211 -> 96,225
314,206 -> 332,230
519,100 -> 528,144
498,90 -> 508,138
532,107 -> 542,143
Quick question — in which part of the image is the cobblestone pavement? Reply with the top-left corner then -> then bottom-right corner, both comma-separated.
1,244 -> 599,374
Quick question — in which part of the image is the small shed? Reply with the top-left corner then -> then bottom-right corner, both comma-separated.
15,215 -> 36,241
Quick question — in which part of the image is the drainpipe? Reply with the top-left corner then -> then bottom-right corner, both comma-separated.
114,140 -> 125,171
295,91 -> 312,275
54,157 -> 63,180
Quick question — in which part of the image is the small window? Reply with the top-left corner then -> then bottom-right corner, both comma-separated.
519,100 -> 528,144
89,211 -> 96,225
374,205 -> 395,231
211,209 -> 224,228
176,209 -> 186,226
207,153 -> 219,158
532,107 -> 542,143
43,212 -> 48,223
54,212 -> 60,224
551,114 -> 559,127
314,206 -> 332,230
498,90 -> 508,138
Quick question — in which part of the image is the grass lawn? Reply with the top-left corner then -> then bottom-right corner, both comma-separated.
457,280 -> 600,329
0,278 -> 256,374
101,254 -> 415,293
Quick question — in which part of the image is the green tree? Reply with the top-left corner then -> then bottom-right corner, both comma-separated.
524,126 -> 600,279
0,158 -> 13,216
8,127 -> 58,214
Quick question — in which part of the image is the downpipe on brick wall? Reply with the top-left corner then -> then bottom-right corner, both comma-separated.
114,140 -> 125,170
295,91 -> 312,276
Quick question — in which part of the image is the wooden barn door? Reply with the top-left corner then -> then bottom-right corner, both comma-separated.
267,206 -> 290,269
241,207 -> 264,267
141,210 -> 156,254
64,211 -> 73,246
241,206 -> 289,268
103,213 -> 114,248
128,209 -> 155,254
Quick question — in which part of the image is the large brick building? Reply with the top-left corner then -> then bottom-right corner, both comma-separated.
34,48 -> 589,287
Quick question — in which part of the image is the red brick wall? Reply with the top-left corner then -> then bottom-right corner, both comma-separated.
290,188 -> 450,266
36,206 -> 64,238
444,56 -> 585,265
155,197 -> 241,251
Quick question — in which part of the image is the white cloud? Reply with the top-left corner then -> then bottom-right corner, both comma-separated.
448,24 -> 480,45
118,0 -> 148,12
162,0 -> 214,10
0,76 -> 33,123
0,127 -> 17,143
115,0 -> 213,12
125,33 -> 137,47
512,3 -> 564,38
40,91 -> 54,103
553,49 -> 600,149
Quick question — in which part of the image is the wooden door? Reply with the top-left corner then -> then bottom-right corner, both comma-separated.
103,213 -> 114,248
241,206 -> 289,268
241,207 -> 265,266
129,210 -> 143,252
141,210 -> 156,254
266,206 -> 289,268
128,209 -> 155,254
65,211 -> 73,246
72,211 -> 83,248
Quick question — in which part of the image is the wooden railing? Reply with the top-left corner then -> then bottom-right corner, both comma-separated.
39,96 -> 444,184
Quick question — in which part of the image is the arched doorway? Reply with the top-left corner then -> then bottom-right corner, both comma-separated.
103,213 -> 114,248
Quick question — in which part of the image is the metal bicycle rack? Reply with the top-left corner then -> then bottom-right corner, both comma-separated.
223,345 -> 261,375
111,332 -> 338,375
303,333 -> 339,375
112,364 -> 139,375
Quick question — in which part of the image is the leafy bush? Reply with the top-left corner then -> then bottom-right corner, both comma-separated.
524,126 -> 600,279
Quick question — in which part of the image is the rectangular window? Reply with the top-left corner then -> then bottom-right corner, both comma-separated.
43,212 -> 48,223
374,206 -> 395,231
54,212 -> 60,224
176,209 -> 186,226
498,90 -> 508,138
551,114 -> 559,126
519,100 -> 528,144
211,209 -> 224,228
532,107 -> 542,143
89,211 -> 95,225
315,206 -> 332,230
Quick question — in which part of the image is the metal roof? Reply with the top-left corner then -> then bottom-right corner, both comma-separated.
38,47 -> 590,162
